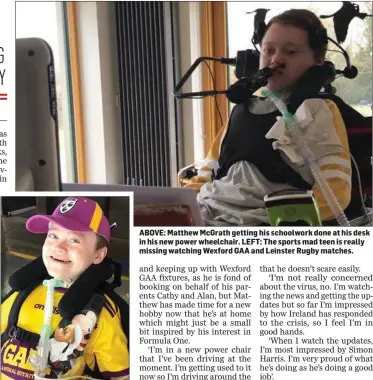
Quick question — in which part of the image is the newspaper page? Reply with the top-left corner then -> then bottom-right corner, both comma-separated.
132,227 -> 373,380
4,1 -> 373,380
0,0 -> 14,192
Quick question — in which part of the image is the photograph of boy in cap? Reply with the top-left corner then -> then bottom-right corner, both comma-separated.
1,197 -> 129,380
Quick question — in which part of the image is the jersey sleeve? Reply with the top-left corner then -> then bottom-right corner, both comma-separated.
312,99 -> 351,221
86,297 -> 129,379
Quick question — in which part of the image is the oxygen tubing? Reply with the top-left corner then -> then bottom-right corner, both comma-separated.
262,88 -> 350,226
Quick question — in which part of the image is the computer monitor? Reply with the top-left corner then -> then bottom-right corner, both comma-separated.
16,38 -> 62,191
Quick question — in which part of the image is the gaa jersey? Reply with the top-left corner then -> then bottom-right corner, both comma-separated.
1,285 -> 129,379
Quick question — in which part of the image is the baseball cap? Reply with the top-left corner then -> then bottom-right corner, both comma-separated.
26,197 -> 111,243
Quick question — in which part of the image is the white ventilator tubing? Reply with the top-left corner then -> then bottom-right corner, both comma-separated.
30,278 -> 64,377
262,89 -> 350,226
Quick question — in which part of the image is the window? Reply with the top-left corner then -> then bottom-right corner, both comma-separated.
227,1 -> 372,116
16,2 -> 77,182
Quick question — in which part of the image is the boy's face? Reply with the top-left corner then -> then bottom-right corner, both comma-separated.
42,223 -> 107,281
259,23 -> 322,91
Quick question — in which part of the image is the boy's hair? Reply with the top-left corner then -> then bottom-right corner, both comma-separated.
96,234 -> 108,250
263,9 -> 328,59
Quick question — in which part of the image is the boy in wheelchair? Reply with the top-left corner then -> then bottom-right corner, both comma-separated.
184,9 -> 370,226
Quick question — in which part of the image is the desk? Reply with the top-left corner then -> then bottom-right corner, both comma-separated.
134,205 -> 195,226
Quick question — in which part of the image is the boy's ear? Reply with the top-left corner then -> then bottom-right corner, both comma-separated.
93,247 -> 107,264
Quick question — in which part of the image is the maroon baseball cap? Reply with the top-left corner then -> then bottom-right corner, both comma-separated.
26,197 -> 111,243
